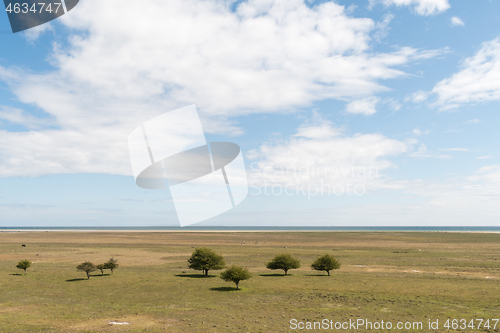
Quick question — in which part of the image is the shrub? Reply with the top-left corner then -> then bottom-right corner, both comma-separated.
96,264 -> 105,275
220,266 -> 252,290
103,258 -> 119,274
77,262 -> 96,279
16,259 -> 31,274
266,254 -> 301,275
188,248 -> 225,276
311,254 -> 340,276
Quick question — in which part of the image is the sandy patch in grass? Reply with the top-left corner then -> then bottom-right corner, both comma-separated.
67,315 -> 177,331
108,321 -> 130,325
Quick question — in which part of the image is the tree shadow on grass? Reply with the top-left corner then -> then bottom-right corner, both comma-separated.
210,287 -> 238,292
10,273 -> 23,276
304,274 -> 331,277
259,273 -> 287,277
175,274 -> 216,278
66,274 -> 110,281
66,278 -> 87,282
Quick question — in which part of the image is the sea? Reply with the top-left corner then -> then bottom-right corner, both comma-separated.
1,226 -> 500,232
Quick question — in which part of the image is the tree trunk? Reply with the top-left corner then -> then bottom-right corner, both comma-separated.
87,272 -> 90,279
24,269 -> 27,274
236,283 -> 239,290
111,269 -> 114,274
327,270 -> 330,276
284,269 -> 288,276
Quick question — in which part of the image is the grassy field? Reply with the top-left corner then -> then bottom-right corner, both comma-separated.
0,231 -> 499,332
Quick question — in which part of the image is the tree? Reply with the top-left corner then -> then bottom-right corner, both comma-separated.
96,264 -> 105,275
77,262 -> 96,279
188,248 -> 225,276
311,254 -> 341,276
103,258 -> 119,274
220,266 -> 252,290
16,259 -> 31,274
266,254 -> 301,275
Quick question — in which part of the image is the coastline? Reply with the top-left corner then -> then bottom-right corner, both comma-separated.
1,227 -> 500,233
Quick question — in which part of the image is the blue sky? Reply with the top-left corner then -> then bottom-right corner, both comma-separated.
1,0 -> 500,226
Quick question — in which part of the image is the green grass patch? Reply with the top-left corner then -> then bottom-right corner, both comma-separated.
0,231 -> 499,332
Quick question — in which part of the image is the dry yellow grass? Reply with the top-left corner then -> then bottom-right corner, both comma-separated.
0,231 -> 499,332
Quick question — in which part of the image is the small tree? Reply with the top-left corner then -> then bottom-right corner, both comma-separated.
220,266 -> 252,290
96,264 -> 105,275
266,254 -> 301,275
16,259 -> 31,274
311,254 -> 341,276
188,248 -> 225,276
77,262 -> 96,279
103,258 -> 119,274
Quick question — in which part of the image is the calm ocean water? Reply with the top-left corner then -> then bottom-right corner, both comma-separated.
1,226 -> 500,232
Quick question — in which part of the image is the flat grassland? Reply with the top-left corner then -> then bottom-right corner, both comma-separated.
0,231 -> 499,332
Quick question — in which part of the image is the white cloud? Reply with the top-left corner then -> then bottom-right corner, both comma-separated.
55,0 -> 387,115
247,118 -> 407,191
230,158 -> 500,226
412,128 -> 430,136
346,4 -> 357,14
408,143 -> 472,159
405,90 -> 428,103
405,138 -> 419,145
374,13 -> 394,40
467,165 -> 500,182
345,97 -> 380,115
22,23 -> 54,42
388,99 -> 402,111
381,98 -> 401,111
450,16 -> 465,27
293,124 -> 342,140
433,37 -> 500,109
370,0 -> 450,16
410,143 -> 430,157
0,0 -> 446,177
0,106 -> 54,129
477,155 -> 492,160
438,148 -> 469,152
412,47 -> 450,60
0,128 -> 131,177
467,118 -> 481,124
393,175 -> 500,225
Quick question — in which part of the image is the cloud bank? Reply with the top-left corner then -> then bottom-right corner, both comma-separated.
433,37 -> 500,109
369,0 -> 450,16
0,0 -> 443,177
